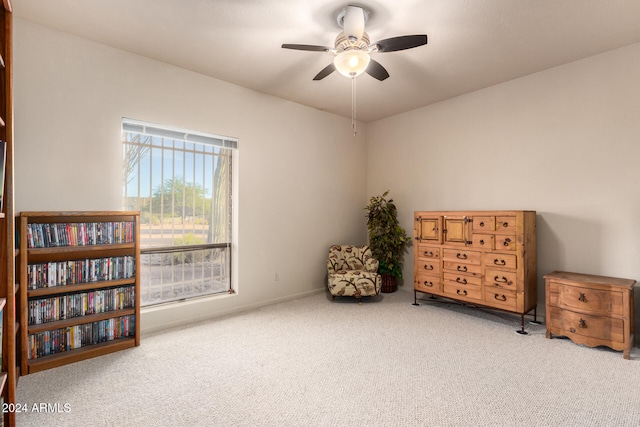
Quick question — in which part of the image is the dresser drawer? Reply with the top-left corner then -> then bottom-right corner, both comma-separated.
495,235 -> 516,251
553,282 -> 624,316
472,216 -> 495,231
484,288 -> 517,311
417,244 -> 440,260
484,269 -> 517,290
444,272 -> 482,287
415,274 -> 442,293
484,252 -> 517,269
495,216 -> 516,233
443,249 -> 481,264
472,234 -> 494,249
443,282 -> 482,302
443,261 -> 481,275
549,307 -> 625,344
416,259 -> 441,275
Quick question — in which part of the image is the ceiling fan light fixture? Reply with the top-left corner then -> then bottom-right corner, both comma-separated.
334,50 -> 370,77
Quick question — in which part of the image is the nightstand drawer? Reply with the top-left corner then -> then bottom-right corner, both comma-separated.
550,307 -> 625,343
553,282 -> 624,316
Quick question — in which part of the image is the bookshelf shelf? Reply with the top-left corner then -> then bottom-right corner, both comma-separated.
18,211 -> 141,375
1,1 -> 15,425
28,277 -> 136,298
27,337 -> 137,374
27,308 -> 137,334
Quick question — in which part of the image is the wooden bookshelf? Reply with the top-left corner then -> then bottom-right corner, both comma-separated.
0,1 -> 15,426
18,211 -> 141,375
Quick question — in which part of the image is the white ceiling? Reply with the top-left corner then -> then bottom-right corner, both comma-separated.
13,0 -> 640,123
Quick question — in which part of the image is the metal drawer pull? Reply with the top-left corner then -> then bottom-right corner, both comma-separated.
457,265 -> 467,272
494,294 -> 507,301
423,251 -> 433,257
579,319 -> 587,328
423,281 -> 433,287
456,277 -> 467,284
578,293 -> 587,302
494,259 -> 506,266
456,289 -> 467,296
423,265 -> 434,270
503,238 -> 512,246
494,275 -> 508,283
456,253 -> 467,259
479,239 -> 485,245
479,221 -> 485,227
502,221 -> 509,228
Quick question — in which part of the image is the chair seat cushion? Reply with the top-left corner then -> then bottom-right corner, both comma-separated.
328,270 -> 381,297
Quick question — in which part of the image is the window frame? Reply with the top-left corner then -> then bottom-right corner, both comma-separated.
122,118 -> 237,307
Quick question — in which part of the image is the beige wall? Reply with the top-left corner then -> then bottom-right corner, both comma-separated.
14,19 -> 368,333
14,17 -> 640,333
367,42 -> 640,316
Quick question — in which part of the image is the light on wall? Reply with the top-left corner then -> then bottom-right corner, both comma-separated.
333,50 -> 371,77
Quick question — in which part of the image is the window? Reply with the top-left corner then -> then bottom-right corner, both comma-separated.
122,118 -> 237,306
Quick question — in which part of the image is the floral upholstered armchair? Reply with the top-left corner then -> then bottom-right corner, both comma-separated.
327,245 -> 381,299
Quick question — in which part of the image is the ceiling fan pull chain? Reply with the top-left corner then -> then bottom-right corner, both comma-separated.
352,76 -> 357,137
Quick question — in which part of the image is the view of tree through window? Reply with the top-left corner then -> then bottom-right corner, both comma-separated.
121,119 -> 236,306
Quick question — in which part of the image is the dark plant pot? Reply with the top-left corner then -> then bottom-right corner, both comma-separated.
381,274 -> 397,293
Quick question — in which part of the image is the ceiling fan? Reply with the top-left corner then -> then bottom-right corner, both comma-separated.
281,4 -> 428,81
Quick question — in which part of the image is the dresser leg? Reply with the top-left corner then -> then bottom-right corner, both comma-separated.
529,306 -> 542,325
515,314 -> 529,335
412,291 -> 420,306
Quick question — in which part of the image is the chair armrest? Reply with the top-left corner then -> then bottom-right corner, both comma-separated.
327,258 -> 339,273
365,257 -> 379,273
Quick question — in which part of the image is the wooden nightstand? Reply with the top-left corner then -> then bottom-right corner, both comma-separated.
545,271 -> 636,359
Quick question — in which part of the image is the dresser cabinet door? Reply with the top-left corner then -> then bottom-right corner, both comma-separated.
443,216 -> 471,246
415,216 -> 442,243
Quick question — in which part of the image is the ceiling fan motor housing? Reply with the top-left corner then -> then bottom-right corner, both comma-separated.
335,32 -> 370,52
337,5 -> 369,42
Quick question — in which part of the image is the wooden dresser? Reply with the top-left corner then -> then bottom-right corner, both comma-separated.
545,271 -> 636,359
413,210 -> 537,332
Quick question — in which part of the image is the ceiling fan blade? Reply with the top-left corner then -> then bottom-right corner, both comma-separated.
365,59 -> 390,81
281,44 -> 331,52
313,63 -> 336,81
375,35 -> 428,52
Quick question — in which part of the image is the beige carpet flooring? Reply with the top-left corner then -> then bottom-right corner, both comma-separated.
15,289 -> 640,426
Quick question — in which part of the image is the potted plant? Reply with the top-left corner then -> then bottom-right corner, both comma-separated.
365,190 -> 413,293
